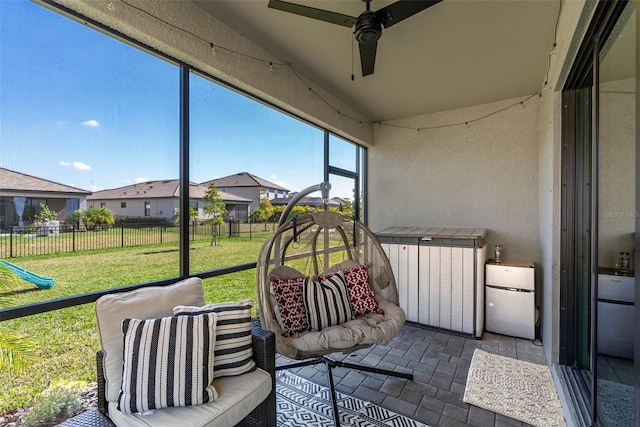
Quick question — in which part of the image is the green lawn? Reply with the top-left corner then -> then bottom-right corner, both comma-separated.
0,234 -> 271,414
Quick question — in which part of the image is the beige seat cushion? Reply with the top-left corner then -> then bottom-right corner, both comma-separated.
107,368 -> 272,427
288,295 -> 405,355
95,278 -> 206,402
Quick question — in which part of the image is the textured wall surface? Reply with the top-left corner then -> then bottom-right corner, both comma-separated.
537,88 -> 562,364
369,96 -> 541,263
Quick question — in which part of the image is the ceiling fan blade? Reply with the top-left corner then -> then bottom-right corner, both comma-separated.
376,0 -> 443,28
268,0 -> 357,28
359,41 -> 378,77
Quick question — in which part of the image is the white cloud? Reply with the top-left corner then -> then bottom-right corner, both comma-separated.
59,161 -> 70,167
134,177 -> 148,183
73,162 -> 91,171
270,174 -> 287,187
82,119 -> 100,127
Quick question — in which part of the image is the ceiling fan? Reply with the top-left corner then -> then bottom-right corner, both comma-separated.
267,0 -> 442,77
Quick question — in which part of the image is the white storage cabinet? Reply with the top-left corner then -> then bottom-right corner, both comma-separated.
376,227 -> 488,338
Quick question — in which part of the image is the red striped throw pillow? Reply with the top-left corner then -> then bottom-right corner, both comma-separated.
118,313 -> 218,414
317,263 -> 384,317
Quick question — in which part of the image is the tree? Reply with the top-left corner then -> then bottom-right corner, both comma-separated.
254,196 -> 274,231
0,266 -> 38,372
34,203 -> 58,222
202,183 -> 227,246
172,206 -> 199,224
68,209 -> 86,228
334,198 -> 355,218
270,205 -> 285,224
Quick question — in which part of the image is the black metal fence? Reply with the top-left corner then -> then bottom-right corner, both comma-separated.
0,220 -> 279,258
0,223 -> 213,258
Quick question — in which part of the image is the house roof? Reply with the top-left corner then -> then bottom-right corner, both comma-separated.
202,172 -> 289,192
88,179 -> 251,203
0,167 -> 91,195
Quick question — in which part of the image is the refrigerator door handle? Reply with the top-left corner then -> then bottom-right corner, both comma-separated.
486,284 -> 533,293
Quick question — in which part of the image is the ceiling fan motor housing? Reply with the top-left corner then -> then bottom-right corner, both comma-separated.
267,0 -> 442,76
354,11 -> 382,45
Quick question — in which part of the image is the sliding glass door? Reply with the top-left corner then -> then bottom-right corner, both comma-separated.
595,5 -> 635,426
561,2 -> 636,425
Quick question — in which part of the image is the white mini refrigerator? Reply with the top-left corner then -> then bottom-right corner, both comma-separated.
485,261 -> 535,340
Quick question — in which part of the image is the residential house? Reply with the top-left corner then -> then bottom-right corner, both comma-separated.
270,194 -> 344,210
0,167 -> 90,229
88,180 -> 252,223
202,172 -> 289,213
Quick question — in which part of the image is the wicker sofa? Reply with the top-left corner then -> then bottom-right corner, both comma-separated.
94,278 -> 276,427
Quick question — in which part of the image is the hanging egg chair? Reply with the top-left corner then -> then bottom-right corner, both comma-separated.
256,182 -> 413,426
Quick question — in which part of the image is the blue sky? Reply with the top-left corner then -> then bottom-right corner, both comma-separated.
0,0 -> 356,199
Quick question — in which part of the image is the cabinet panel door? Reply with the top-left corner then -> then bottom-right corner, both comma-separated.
418,245 -> 431,324
429,247 -> 441,326
450,247 -> 464,332
406,244 -> 419,322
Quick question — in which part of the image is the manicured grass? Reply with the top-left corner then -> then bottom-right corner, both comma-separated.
0,234 -> 270,414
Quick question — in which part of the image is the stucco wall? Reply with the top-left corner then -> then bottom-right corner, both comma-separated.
369,97 -> 541,264
537,87 -> 562,364
89,198 -> 177,219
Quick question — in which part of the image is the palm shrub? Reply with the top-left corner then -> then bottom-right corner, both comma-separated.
0,266 -> 38,372
84,207 -> 115,231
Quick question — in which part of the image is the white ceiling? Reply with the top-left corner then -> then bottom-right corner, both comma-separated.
194,0 -> 560,122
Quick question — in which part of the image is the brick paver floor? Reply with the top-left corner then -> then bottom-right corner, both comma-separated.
276,323 -> 550,427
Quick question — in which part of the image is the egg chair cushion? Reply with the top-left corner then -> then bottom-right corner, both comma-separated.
268,263 -> 406,359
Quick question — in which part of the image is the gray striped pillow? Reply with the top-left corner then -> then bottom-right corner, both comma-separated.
174,299 -> 256,378
118,313 -> 218,414
304,271 -> 352,331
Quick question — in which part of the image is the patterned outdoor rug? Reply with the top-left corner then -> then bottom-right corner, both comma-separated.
276,371 -> 429,427
463,349 -> 566,427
